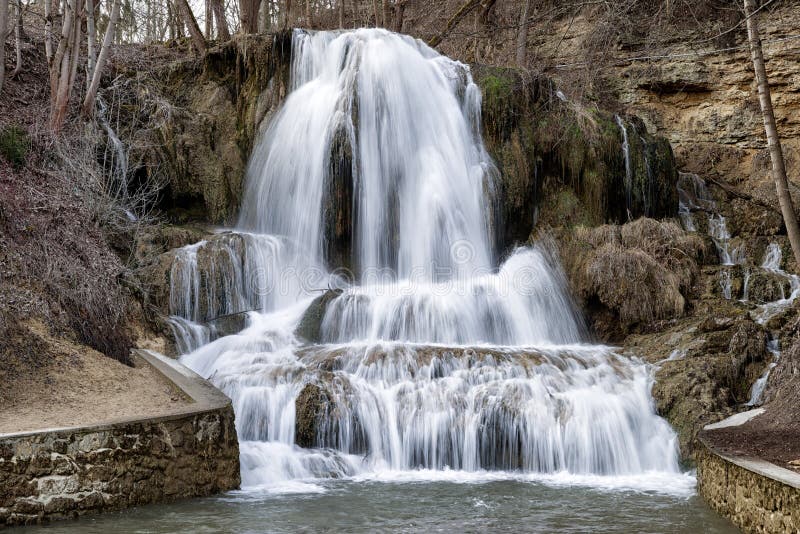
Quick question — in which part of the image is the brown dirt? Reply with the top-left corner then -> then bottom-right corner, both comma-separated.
0,321 -> 190,435
702,419 -> 800,473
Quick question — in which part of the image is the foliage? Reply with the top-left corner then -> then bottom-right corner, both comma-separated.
0,125 -> 30,169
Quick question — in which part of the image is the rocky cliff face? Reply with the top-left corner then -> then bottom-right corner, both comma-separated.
114,32 -> 293,224
538,2 -> 800,210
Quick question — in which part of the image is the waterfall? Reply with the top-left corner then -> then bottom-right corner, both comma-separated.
746,339 -> 780,407
741,267 -> 751,302
762,243 -> 782,271
708,215 -> 744,265
615,115 -> 632,220
718,269 -> 732,300
172,29 -> 683,491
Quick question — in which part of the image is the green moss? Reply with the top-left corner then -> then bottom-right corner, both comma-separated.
481,73 -> 514,106
0,125 -> 30,169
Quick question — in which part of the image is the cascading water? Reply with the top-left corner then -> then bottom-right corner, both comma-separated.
171,29 -> 686,494
615,115 -> 633,220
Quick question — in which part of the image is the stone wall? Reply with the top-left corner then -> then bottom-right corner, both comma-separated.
697,437 -> 800,533
0,351 -> 240,527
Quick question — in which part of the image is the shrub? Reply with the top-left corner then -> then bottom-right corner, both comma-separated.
0,125 -> 31,169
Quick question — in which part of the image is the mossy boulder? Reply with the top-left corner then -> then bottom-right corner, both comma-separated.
627,313 -> 770,459
295,383 -> 331,449
747,271 -> 793,304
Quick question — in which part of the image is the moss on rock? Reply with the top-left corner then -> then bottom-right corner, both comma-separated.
119,32 -> 293,225
473,66 -> 679,253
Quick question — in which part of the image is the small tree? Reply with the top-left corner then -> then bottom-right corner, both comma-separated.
49,0 -> 85,132
744,0 -> 800,272
83,0 -> 121,116
0,0 -> 8,96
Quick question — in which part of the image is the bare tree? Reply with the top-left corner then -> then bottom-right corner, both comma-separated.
515,0 -> 530,66
49,0 -> 85,132
0,0 -> 7,95
240,0 -> 262,33
7,0 -> 24,79
428,0 -> 481,48
86,0 -> 97,86
83,0 -> 121,116
394,0 -> 407,32
744,0 -> 800,272
204,0 -> 213,37
177,0 -> 206,52
212,0 -> 230,39
305,0 -> 312,28
283,0 -> 291,28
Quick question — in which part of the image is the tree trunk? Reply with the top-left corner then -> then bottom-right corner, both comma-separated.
258,0 -> 270,32
338,0 -> 344,28
304,0 -> 312,28
10,0 -> 22,78
240,0 -> 261,33
44,0 -> 53,63
86,0 -> 97,86
0,0 -> 7,95
82,0 -> 120,116
204,0 -> 213,38
515,0 -> 530,67
371,0 -> 378,26
177,0 -> 206,53
394,0 -> 405,32
49,0 -> 84,132
283,0 -> 291,28
211,0 -> 230,40
744,0 -> 800,273
167,0 -> 176,39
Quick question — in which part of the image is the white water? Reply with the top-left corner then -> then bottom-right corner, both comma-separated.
747,339 -> 780,407
169,29 -> 685,495
761,243 -> 783,271
753,243 -> 800,324
708,215 -> 744,266
718,269 -> 732,300
615,115 -> 632,220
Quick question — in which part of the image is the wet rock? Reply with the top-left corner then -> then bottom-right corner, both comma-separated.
294,383 -> 330,449
747,271 -> 793,304
208,312 -> 249,338
323,126 -> 355,272
294,289 -> 342,344
626,303 -> 771,459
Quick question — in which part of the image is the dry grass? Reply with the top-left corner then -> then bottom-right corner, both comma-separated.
563,217 -> 705,329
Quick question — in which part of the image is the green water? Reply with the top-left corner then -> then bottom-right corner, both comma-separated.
21,478 -> 735,533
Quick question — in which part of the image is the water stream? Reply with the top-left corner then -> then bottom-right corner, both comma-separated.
148,29 -> 733,530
